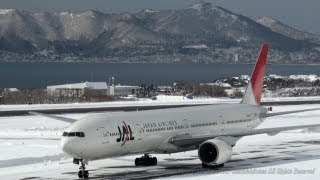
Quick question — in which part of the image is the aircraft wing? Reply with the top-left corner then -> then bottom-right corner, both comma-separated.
29,111 -> 77,123
265,107 -> 320,117
169,123 -> 320,147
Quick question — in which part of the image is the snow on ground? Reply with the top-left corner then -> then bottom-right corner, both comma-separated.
1,95 -> 320,112
0,95 -> 235,112
0,102 -> 320,179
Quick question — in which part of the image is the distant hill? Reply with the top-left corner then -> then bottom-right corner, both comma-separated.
0,3 -> 319,63
255,16 -> 320,44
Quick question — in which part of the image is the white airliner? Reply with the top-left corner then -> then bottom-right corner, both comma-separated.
30,44 -> 320,179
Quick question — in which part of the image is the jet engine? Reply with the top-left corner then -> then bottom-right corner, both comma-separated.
198,138 -> 233,165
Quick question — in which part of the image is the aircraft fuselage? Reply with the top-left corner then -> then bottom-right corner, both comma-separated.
60,104 -> 267,160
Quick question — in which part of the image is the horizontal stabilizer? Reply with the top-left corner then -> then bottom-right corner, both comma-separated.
265,108 -> 320,117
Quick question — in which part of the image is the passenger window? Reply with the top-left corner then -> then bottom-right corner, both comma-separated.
62,132 -> 68,136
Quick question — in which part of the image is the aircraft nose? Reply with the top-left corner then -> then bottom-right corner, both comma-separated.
60,136 -> 87,158
61,138 -> 74,155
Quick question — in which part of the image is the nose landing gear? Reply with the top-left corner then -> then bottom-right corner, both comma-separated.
74,158 -> 89,179
135,154 -> 157,166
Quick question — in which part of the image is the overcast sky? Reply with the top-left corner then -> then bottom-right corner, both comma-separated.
0,0 -> 319,35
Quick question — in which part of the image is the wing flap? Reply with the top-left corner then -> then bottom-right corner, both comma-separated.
29,111 -> 77,123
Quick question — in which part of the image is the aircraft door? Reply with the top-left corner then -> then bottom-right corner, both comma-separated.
182,118 -> 190,135
132,123 -> 143,141
219,115 -> 225,132
97,127 -> 109,144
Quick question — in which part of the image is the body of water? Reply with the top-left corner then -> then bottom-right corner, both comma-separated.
0,63 -> 319,88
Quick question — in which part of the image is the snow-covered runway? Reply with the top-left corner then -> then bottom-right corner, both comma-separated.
1,104 -> 320,180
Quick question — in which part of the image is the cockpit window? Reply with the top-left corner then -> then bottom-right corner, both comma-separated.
62,132 -> 85,138
68,132 -> 76,137
76,132 -> 85,137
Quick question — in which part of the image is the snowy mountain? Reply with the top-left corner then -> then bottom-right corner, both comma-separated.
256,17 -> 320,44
133,3 -> 315,51
0,2 -> 319,63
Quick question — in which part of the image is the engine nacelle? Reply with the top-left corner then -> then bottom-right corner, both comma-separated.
198,138 -> 233,165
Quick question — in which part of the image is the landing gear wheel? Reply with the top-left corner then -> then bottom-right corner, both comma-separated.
202,163 -> 209,168
135,154 -> 157,166
78,170 -> 83,178
135,158 -> 142,166
152,157 -> 157,165
77,159 -> 89,179
202,163 -> 224,169
83,171 -> 89,179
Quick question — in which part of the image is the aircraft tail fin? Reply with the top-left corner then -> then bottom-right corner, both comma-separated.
241,44 -> 269,106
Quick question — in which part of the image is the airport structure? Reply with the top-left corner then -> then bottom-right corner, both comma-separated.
47,82 -> 140,97
106,85 -> 140,96
156,86 -> 174,94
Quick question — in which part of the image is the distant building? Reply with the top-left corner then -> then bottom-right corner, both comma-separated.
289,75 -> 319,82
157,86 -> 173,94
107,85 -> 140,96
269,74 -> 286,79
234,54 -> 239,62
47,82 -> 140,97
240,75 -> 250,80
47,82 -> 108,97
3,88 -> 20,92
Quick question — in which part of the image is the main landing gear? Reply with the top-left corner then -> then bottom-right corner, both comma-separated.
135,154 -> 157,166
74,158 -> 89,179
202,163 -> 224,169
